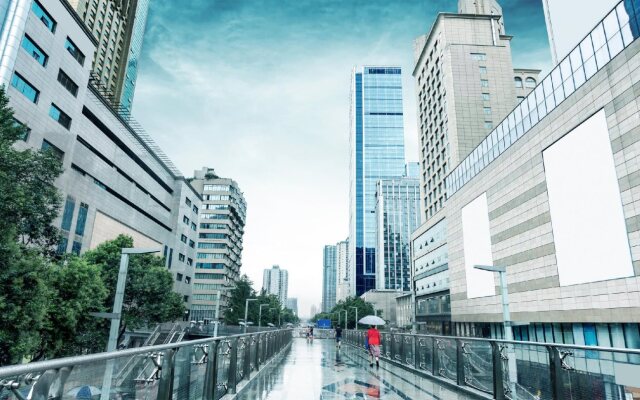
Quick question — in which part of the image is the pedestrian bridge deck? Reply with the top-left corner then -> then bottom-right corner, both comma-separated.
236,338 -> 475,399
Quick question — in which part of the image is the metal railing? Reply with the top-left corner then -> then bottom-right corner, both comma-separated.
344,330 -> 640,400
0,329 -> 292,400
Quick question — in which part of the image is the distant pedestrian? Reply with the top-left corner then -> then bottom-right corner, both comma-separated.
335,326 -> 343,348
366,325 -> 381,368
307,326 -> 314,343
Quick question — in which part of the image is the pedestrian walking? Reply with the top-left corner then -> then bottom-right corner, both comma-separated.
335,326 -> 343,349
366,325 -> 381,368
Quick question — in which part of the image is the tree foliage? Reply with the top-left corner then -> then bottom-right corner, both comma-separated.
311,296 -> 375,329
224,275 -> 257,325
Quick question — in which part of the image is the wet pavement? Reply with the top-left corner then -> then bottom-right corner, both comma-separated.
235,338 -> 477,399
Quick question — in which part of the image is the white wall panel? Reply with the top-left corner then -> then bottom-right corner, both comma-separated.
543,109 -> 633,286
462,193 -> 496,298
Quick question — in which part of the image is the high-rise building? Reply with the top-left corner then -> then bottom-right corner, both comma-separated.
0,0 -> 200,316
413,0 -> 540,221
322,245 -> 337,312
423,0 -> 640,353
262,265 -> 288,305
68,0 -> 150,113
335,239 -> 350,302
286,298 -> 298,316
189,167 -> 247,321
542,0 -> 621,65
349,66 -> 406,296
375,176 -> 421,291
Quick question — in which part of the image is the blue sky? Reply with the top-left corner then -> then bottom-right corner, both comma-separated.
133,0 -> 551,317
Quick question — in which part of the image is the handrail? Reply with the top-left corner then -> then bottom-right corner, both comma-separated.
0,329 -> 292,379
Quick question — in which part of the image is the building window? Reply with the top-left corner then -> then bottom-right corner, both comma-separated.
11,72 -> 39,103
525,77 -> 537,88
180,234 -> 187,243
187,258 -> 193,266
482,93 -> 490,101
41,139 -> 64,160
193,205 -> 198,214
183,295 -> 189,302
514,77 -> 523,88
176,273 -> 183,282
178,253 -> 185,262
12,118 -> 31,141
49,104 -> 72,129
479,66 -> 487,74
484,121 -> 493,129
185,276 -> 191,284
71,241 -> 82,255
61,196 -> 75,231
191,222 -> 197,231
189,239 -> 195,248
480,79 -> 489,88
65,37 -> 85,66
471,53 -> 486,61
483,107 -> 492,116
31,0 -> 56,33
183,215 -> 189,225
185,197 -> 192,206
57,70 -> 79,97
21,34 -> 48,66
57,237 -> 68,254
168,248 -> 173,268
75,202 -> 88,236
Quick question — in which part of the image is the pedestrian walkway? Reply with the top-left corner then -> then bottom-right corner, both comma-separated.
235,338 -> 477,399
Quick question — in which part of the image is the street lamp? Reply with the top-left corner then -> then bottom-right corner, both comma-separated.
258,304 -> 270,328
244,298 -> 258,333
349,306 -> 359,330
100,247 -> 161,400
474,264 -> 517,398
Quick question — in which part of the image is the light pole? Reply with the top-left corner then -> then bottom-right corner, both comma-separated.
258,304 -> 269,328
342,310 -> 347,330
213,290 -> 221,337
474,265 -> 517,398
350,306 -> 358,330
244,298 -> 258,333
100,247 -> 161,400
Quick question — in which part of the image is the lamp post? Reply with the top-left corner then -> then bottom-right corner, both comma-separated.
258,304 -> 270,328
342,310 -> 348,330
350,306 -> 358,330
244,298 -> 258,333
100,247 -> 161,400
474,265 -> 517,398
213,290 -> 221,337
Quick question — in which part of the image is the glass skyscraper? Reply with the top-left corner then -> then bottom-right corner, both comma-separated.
349,66 -> 406,296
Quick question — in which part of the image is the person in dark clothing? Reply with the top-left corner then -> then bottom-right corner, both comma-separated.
335,326 -> 343,348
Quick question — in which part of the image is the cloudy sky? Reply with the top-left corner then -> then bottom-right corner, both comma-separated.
133,0 -> 551,318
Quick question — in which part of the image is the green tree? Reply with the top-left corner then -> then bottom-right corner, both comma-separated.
224,275 -> 257,325
82,235 -> 185,347
312,297 -> 375,329
0,86 -> 63,251
0,86 -> 64,365
34,256 -> 108,359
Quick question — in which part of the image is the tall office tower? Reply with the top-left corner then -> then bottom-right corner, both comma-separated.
349,66 -> 406,296
375,177 -> 421,291
286,298 -> 298,316
405,162 -> 420,179
335,239 -> 350,302
322,245 -> 337,312
413,0 -> 540,221
262,265 -> 289,305
189,167 -> 247,321
68,0 -> 150,113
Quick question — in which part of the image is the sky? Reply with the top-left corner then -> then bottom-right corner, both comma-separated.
133,0 -> 551,318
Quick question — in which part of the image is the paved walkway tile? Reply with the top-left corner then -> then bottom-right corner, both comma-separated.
235,339 -> 478,399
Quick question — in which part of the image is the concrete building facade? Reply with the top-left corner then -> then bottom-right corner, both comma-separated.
67,0 -> 150,112
375,177 -> 421,291
439,0 -> 640,352
322,244 -> 337,312
263,265 -> 288,305
413,0 -> 540,221
0,0 -> 199,313
286,298 -> 298,316
189,167 -> 247,321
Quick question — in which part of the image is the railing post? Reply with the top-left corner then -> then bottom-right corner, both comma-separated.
412,336 -> 417,367
203,340 -> 219,400
432,338 -> 439,376
227,338 -> 239,394
548,345 -> 564,400
456,339 -> 466,387
244,335 -> 253,379
157,349 -> 175,400
491,341 -> 505,400
255,334 -> 262,369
